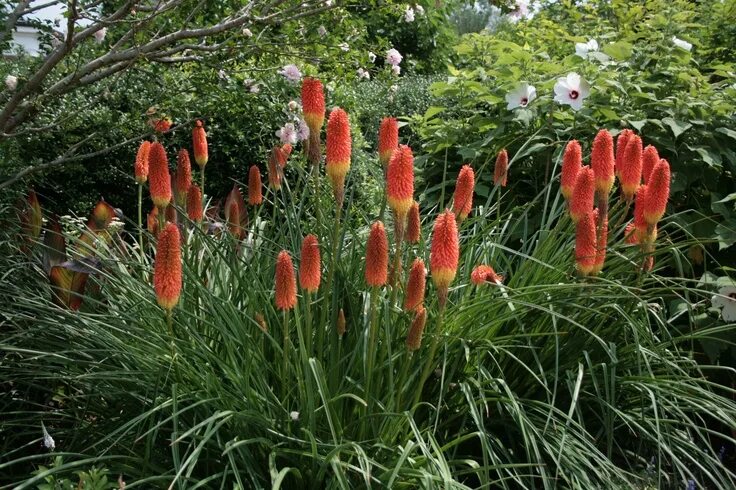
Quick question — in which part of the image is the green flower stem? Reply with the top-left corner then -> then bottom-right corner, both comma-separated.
395,350 -> 412,412
282,309 -> 289,405
363,285 -> 380,437
137,183 -> 144,256
200,166 -> 206,198
318,203 -> 342,362
412,304 -> 446,408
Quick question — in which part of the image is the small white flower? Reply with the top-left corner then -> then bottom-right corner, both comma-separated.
505,83 -> 537,110
5,75 -> 17,91
324,0 -> 333,5
250,84 -> 260,94
672,36 -> 693,52
317,25 -> 327,37
389,84 -> 398,93
404,6 -> 415,23
42,423 -> 55,450
290,411 -> 300,421
338,42 -> 349,52
357,68 -> 370,80
368,51 -> 376,63
553,72 -> 590,112
386,48 -> 403,66
712,286 -> 736,322
280,64 -> 302,82
242,28 -> 253,37
391,65 -> 401,76
276,123 -> 298,145
415,5 -> 425,16
288,100 -> 299,111
575,39 -> 599,58
217,69 -> 228,80
297,119 -> 310,141
93,27 -> 107,43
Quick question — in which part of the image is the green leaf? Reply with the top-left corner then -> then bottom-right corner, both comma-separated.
602,41 -> 633,60
661,117 -> 692,139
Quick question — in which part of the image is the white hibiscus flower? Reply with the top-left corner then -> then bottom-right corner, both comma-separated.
553,72 -> 590,111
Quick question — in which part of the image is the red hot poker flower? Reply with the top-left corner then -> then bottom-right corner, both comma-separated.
378,117 -> 399,167
575,211 -> 597,277
619,134 -> 642,201
615,129 -> 634,177
175,149 -> 192,205
275,251 -> 297,310
135,141 -> 151,184
471,265 -> 503,285
302,77 -> 325,134
365,221 -> 389,287
642,145 -> 659,184
569,166 -> 595,223
406,201 -> 421,244
591,129 -> 615,196
404,258 -> 426,311
299,234 -> 321,293
452,165 -> 475,222
148,142 -> 172,209
248,165 -> 263,205
192,120 -> 208,168
187,184 -> 203,222
406,306 -> 428,352
560,140 -> 581,200
430,210 -> 459,307
153,222 -> 182,311
494,149 -> 508,187
386,144 -> 415,220
325,107 -> 352,204
643,159 -> 670,226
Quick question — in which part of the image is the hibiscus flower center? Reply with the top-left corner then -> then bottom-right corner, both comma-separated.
569,90 -> 579,100
520,97 -> 528,106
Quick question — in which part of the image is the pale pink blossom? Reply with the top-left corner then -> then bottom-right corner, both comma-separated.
280,64 -> 302,83
386,48 -> 403,66
5,75 -> 17,91
93,27 -> 107,43
276,123 -> 298,145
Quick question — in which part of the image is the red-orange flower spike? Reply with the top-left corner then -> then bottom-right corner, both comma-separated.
615,129 -> 634,177
633,184 -> 657,244
135,141 -> 151,184
152,118 -> 172,134
591,213 -> 608,275
494,149 -> 508,187
192,120 -> 208,168
275,251 -> 297,310
299,234 -> 321,293
268,147 -> 284,190
187,184 -> 203,222
281,143 -> 293,161
302,77 -> 325,134
404,258 -> 426,311
148,142 -> 172,208
153,222 -> 182,311
643,159 -> 670,226
430,210 -> 459,306
386,144 -> 415,220
406,201 -> 421,244
471,265 -> 503,285
365,221 -> 389,287
619,134 -> 642,200
406,306 -> 427,352
248,165 -> 263,205
325,107 -> 351,203
591,129 -> 615,196
224,185 -> 246,240
569,166 -> 594,223
560,140 -> 581,200
378,117 -> 399,167
642,145 -> 659,184
575,211 -> 597,277
452,165 -> 474,221
175,149 -> 192,204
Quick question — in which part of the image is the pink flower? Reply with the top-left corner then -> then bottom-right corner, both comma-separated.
280,64 -> 302,83
93,27 -> 107,43
386,48 -> 403,66
276,123 -> 298,145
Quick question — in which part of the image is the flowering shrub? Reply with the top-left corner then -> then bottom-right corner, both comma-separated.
2,70 -> 735,487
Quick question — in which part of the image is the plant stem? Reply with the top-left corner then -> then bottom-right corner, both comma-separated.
305,291 -> 313,357
318,204 -> 342,361
282,309 -> 289,405
363,285 -> 380,436
412,305 -> 446,408
137,183 -> 144,255
395,351 -> 412,412
200,166 -> 205,198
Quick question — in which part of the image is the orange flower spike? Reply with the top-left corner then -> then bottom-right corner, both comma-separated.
560,140 -> 581,200
591,129 -> 615,196
575,211 -> 597,277
153,223 -> 182,311
187,184 -> 203,222
643,159 -> 670,226
406,201 -> 421,244
175,149 -> 192,204
642,145 -> 659,184
281,143 -> 293,161
248,165 -> 263,205
148,142 -> 172,209
192,120 -> 208,168
299,234 -> 321,293
325,107 -> 352,203
302,77 -> 325,134
452,165 -> 475,222
275,251 -> 297,310
378,117 -> 399,167
471,265 -> 503,285
569,166 -> 595,223
386,144 -> 415,220
615,129 -> 633,177
406,306 -> 428,352
152,118 -> 172,134
404,258 -> 426,311
365,221 -> 389,287
135,141 -> 151,184
591,213 -> 608,275
430,210 -> 459,307
633,184 -> 656,244
226,200 -> 242,238
494,149 -> 508,187
619,134 -> 642,201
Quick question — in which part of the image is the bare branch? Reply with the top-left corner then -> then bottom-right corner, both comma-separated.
2,0 -> 33,44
